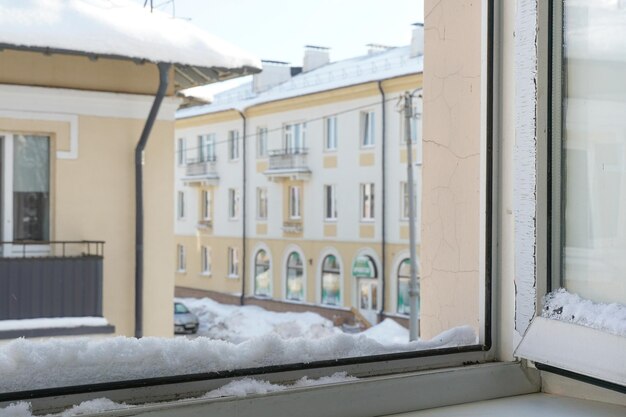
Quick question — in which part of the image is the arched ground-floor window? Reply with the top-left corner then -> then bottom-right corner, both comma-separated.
397,258 -> 419,316
353,255 -> 378,324
286,251 -> 304,301
321,254 -> 341,305
254,249 -> 271,297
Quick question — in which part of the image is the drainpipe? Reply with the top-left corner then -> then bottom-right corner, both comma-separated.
237,110 -> 247,306
377,81 -> 387,322
135,62 -> 170,338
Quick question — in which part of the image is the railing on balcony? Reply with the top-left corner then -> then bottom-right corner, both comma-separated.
184,155 -> 219,183
0,240 -> 105,321
265,148 -> 311,180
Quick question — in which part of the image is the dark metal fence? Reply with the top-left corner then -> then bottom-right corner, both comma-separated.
0,241 -> 104,320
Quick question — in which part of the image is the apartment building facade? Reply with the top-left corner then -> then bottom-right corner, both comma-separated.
174,26 -> 423,327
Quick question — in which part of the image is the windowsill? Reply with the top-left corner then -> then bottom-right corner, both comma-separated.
228,218 -> 239,222
360,219 -> 375,223
360,145 -> 375,150
176,270 -> 187,274
323,148 -> 337,153
199,273 -> 211,277
256,219 -> 267,222
514,316 -> 626,387
0,324 -> 115,340
227,274 -> 240,279
324,218 -> 337,223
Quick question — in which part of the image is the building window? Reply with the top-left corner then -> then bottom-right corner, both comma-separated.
353,255 -> 379,325
321,254 -> 341,306
254,249 -> 271,297
198,133 -> 216,162
201,246 -> 211,275
289,186 -> 301,219
286,251 -> 304,301
325,116 -> 337,151
324,184 -> 337,221
228,188 -> 239,220
397,258 -> 419,315
4,134 -> 51,242
177,137 -> 185,165
257,127 -> 268,158
257,187 -> 268,220
360,183 -> 375,220
177,244 -> 186,272
228,247 -> 239,277
201,189 -> 212,221
401,182 -> 409,220
284,122 -> 306,153
228,130 -> 239,160
177,191 -> 185,220
402,105 -> 420,145
361,111 -> 375,147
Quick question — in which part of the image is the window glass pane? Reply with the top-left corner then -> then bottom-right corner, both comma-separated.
255,250 -> 271,296
322,255 -> 341,305
286,252 -> 304,300
561,1 -> 626,303
13,135 -> 49,241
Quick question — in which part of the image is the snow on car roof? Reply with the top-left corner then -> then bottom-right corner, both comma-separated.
0,0 -> 261,76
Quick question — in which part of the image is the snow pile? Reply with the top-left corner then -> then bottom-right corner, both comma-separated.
0,373 -> 356,416
0,317 -> 108,332
177,297 -> 341,343
0,0 -> 260,70
0,325 -> 475,392
543,289 -> 626,337
359,319 -> 410,345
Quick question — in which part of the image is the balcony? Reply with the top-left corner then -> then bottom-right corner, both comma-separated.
182,156 -> 219,186
264,148 -> 311,181
0,240 -> 113,338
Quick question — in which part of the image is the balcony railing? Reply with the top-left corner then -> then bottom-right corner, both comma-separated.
184,156 -> 219,184
265,148 -> 311,180
0,240 -> 105,321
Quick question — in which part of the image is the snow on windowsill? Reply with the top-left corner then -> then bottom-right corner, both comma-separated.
0,317 -> 109,332
542,289 -> 626,337
1,373 -> 358,417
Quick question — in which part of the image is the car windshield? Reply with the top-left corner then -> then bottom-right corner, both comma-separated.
174,303 -> 190,314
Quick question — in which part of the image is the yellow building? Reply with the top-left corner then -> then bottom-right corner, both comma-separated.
174,26 -> 423,327
0,0 -> 260,339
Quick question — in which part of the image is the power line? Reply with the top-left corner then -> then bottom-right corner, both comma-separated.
177,94 -> 412,155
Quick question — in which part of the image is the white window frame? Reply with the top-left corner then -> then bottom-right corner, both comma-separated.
324,184 -> 337,221
201,189 -> 212,221
177,137 -> 185,166
324,116 -> 337,151
257,187 -> 268,220
228,247 -> 239,278
360,183 -> 375,221
257,126 -> 268,158
289,186 -> 301,220
199,133 -> 216,162
177,190 -> 185,220
200,246 -> 211,276
361,111 -> 375,148
228,188 -> 239,220
228,130 -> 239,161
176,244 -> 186,273
284,122 -> 306,153
513,0 -> 626,388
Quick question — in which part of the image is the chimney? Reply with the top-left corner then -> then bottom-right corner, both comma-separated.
366,43 -> 393,55
303,45 -> 330,72
411,23 -> 424,57
253,60 -> 292,93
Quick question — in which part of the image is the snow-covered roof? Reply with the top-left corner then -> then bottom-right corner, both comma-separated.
0,0 -> 261,89
177,45 -> 422,119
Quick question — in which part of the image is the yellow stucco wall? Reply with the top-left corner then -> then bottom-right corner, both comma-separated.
0,49 -> 174,95
421,0 -> 482,338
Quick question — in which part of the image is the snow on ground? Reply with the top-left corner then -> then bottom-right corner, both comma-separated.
0,298 -> 476,393
0,373 -> 357,417
177,297 -> 340,343
543,288 -> 626,337
0,317 -> 108,332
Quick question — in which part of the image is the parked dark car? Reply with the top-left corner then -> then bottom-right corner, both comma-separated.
174,301 -> 199,334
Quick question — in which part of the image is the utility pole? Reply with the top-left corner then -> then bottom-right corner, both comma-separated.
404,91 -> 420,341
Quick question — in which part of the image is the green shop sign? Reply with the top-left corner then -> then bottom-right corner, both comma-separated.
352,256 -> 375,278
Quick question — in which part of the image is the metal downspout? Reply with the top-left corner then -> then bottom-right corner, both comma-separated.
377,81 -> 387,322
135,62 -> 170,338
237,111 -> 247,306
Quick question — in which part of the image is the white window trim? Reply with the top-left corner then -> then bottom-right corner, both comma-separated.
176,245 -> 186,273
200,246 -> 211,276
324,116 -> 337,152
228,130 -> 240,161
257,187 -> 268,221
251,244 -> 273,298
324,184 -> 337,222
282,245 -> 307,303
256,126 -> 268,158
177,191 -> 185,220
177,137 -> 185,166
228,189 -> 239,221
289,186 -> 301,220
361,110 -> 376,148
360,183 -> 375,222
316,247 -> 343,306
228,247 -> 239,278
202,189 -> 212,221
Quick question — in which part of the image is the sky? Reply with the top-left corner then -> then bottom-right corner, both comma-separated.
135,0 -> 423,65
